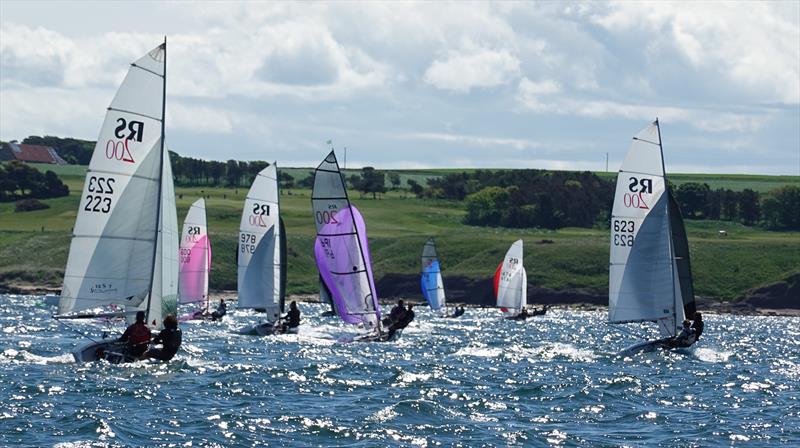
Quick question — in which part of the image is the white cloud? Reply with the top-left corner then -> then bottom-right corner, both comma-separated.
423,49 -> 521,93
403,131 -> 539,151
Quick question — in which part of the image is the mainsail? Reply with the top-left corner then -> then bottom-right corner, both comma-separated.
237,163 -> 285,322
494,240 -> 527,315
312,151 -> 380,329
421,238 -> 446,311
608,120 -> 686,337
58,42 -> 173,330
179,198 -> 211,310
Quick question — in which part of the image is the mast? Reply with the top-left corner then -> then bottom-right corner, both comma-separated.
333,152 -> 380,332
145,37 -> 167,325
655,118 -> 679,336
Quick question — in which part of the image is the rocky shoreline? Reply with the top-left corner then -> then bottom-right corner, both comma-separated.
3,273 -> 797,317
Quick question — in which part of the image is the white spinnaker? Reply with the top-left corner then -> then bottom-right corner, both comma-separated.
178,198 -> 210,306
608,121 -> 683,337
130,151 -> 179,330
497,239 -> 526,313
59,44 -> 166,317
237,163 -> 282,321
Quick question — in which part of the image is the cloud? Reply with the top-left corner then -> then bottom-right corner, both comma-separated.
402,131 -> 539,151
423,49 -> 521,93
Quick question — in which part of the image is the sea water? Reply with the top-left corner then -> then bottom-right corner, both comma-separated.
0,294 -> 798,447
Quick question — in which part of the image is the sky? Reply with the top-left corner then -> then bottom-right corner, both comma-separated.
1,1 -> 798,175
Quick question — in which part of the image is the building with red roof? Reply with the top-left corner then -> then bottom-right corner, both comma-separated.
0,142 -> 67,165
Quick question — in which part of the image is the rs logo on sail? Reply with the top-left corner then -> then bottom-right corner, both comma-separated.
623,177 -> 652,209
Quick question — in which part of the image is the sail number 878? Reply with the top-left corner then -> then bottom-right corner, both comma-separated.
613,219 -> 635,247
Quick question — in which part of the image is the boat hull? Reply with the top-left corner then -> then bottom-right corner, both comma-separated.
238,323 -> 299,336
72,338 -> 135,364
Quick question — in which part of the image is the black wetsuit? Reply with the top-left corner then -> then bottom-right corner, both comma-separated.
149,328 -> 182,361
285,308 -> 301,328
211,303 -> 227,321
386,309 -> 415,340
692,320 -> 704,340
388,306 -> 405,323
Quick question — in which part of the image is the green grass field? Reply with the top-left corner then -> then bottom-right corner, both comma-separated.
1,165 -> 798,299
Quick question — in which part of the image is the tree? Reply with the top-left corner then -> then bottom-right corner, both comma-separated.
738,189 -> 760,226
279,171 -> 295,189
720,189 -> 738,221
225,160 -> 240,186
464,186 -> 511,226
356,167 -> 386,199
407,179 -> 424,198
675,182 -> 710,219
761,185 -> 800,230
388,172 -> 401,190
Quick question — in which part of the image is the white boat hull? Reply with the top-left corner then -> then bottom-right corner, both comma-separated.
72,338 -> 134,364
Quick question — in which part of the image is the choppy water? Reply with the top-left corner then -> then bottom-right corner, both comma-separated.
1,294 -> 798,447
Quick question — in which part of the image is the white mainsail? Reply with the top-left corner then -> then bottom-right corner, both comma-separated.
608,120 -> 685,337
178,198 -> 211,309
495,239 -> 526,314
59,43 -> 170,331
237,163 -> 283,322
130,152 -> 179,329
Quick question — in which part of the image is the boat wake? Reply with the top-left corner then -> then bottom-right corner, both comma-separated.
1,348 -> 74,365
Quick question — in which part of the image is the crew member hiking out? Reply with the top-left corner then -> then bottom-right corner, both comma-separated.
118,311 -> 151,358
281,301 -> 301,332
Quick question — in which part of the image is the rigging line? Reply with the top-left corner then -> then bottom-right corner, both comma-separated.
55,318 -> 105,344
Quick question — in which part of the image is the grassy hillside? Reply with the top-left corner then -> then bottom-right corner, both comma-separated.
1,166 -> 797,300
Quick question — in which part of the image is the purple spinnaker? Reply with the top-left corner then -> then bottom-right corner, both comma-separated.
314,205 -> 380,327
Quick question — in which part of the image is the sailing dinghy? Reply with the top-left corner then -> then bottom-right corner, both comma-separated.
312,151 -> 386,341
236,163 -> 289,336
609,120 -> 698,356
178,198 -> 212,321
494,240 -> 529,320
55,41 -> 179,363
421,238 -> 447,316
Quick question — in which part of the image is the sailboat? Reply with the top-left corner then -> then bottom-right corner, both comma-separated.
178,198 -> 212,321
494,240 -> 529,320
55,40 -> 178,363
237,163 -> 289,336
421,238 -> 447,315
311,151 -> 385,341
609,119 -> 697,355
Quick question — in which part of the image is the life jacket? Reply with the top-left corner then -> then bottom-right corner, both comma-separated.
128,323 -> 151,345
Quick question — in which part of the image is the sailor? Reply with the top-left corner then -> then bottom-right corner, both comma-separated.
386,304 -> 415,340
142,314 -> 182,361
452,306 -> 465,318
691,312 -> 704,340
673,320 -> 696,347
281,301 -> 301,332
118,311 -> 151,358
388,300 -> 405,323
515,308 -> 530,320
211,299 -> 227,321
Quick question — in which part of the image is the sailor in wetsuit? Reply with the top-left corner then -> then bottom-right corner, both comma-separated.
384,300 -> 405,326
670,320 -> 696,348
386,304 -> 415,340
281,301 -> 301,332
118,311 -> 151,358
691,312 -> 704,341
142,314 -> 182,361
211,299 -> 227,321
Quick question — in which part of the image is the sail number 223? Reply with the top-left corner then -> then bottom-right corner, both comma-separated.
84,176 -> 115,213
612,219 -> 635,246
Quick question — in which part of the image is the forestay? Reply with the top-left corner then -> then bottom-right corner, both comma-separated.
421,238 -> 446,311
179,198 -> 211,308
494,240 -> 526,314
59,44 -> 168,326
608,120 -> 685,337
312,151 -> 380,329
238,163 -> 285,322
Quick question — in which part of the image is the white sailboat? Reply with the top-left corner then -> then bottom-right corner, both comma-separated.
421,238 -> 447,315
237,163 -> 288,336
178,198 -> 211,320
494,239 -> 528,319
55,40 -> 178,363
609,119 -> 697,355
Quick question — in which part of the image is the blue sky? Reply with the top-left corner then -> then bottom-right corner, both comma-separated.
1,1 -> 798,174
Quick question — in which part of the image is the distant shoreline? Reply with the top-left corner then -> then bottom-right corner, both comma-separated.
5,284 -> 797,317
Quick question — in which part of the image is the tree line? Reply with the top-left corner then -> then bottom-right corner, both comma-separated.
0,161 -> 70,203
412,170 -> 799,231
